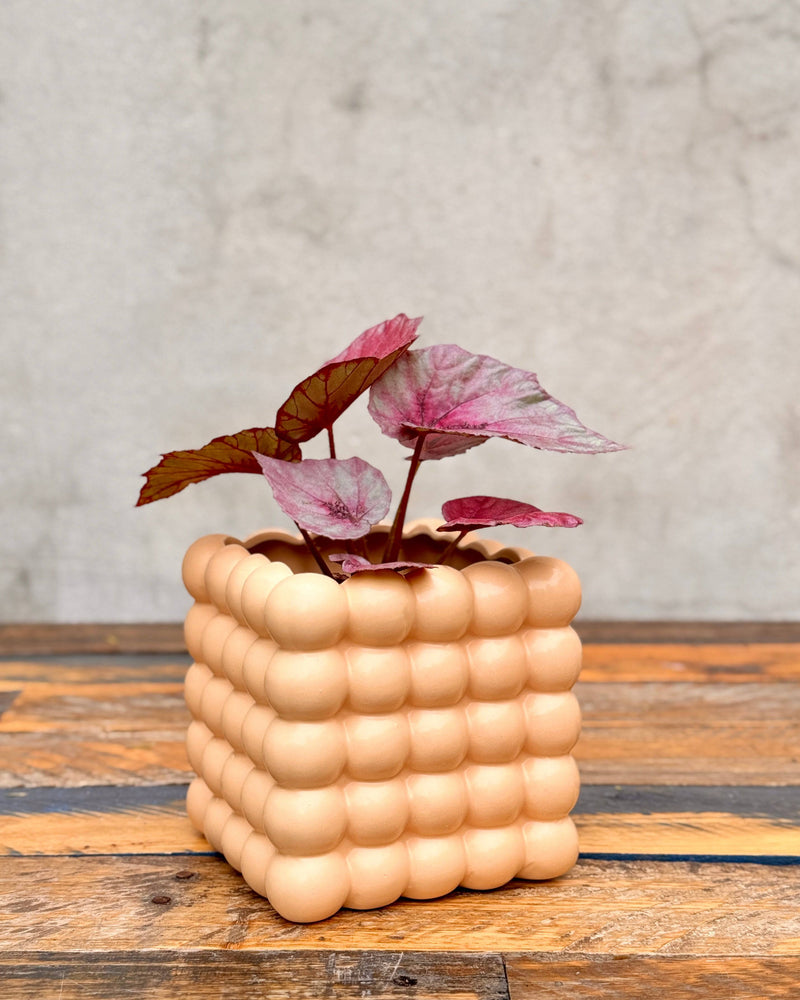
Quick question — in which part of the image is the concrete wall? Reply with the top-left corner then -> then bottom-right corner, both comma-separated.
2,0 -> 798,623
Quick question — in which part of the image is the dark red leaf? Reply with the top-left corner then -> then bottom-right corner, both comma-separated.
368,344 -> 626,459
253,455 -> 391,539
275,314 -> 421,443
136,428 -> 301,506
329,553 -> 435,575
438,495 -> 583,531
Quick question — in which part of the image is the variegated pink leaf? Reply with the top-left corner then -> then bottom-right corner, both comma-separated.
275,314 -> 421,443
330,553 -> 435,575
438,495 -> 583,531
368,344 -> 626,458
253,455 -> 391,539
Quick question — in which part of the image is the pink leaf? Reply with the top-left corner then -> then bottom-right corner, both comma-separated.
329,553 -> 435,575
253,455 -> 391,539
275,314 -> 421,443
438,495 -> 583,531
368,344 -> 626,458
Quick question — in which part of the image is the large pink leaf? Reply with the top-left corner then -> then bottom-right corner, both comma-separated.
136,428 -> 301,506
368,344 -> 626,458
253,454 -> 391,539
329,554 -> 435,575
275,314 -> 421,443
438,495 -> 583,532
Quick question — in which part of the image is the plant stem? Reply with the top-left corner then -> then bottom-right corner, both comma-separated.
383,433 -> 427,563
327,425 -> 337,459
296,524 -> 334,578
436,530 -> 468,565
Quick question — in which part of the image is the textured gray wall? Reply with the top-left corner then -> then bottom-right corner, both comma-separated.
2,1 -> 798,623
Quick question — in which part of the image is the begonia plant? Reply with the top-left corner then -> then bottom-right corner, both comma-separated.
137,314 -> 625,576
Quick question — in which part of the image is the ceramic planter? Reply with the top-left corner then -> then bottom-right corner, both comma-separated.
181,522 -> 583,923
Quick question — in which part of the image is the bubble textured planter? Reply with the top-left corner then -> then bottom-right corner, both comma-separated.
182,524 -> 584,923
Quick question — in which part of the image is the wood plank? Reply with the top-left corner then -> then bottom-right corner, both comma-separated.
0,733 -> 191,788
0,951 -> 509,1000
575,730 -> 799,785
0,680 -> 187,733
0,658 -> 189,684
579,680 -> 800,720
576,681 -> 800,785
580,644 -> 800,682
2,856 -> 798,955
0,624 -> 187,656
3,622 -> 800,657
0,785 -> 200,856
3,784 -> 798,858
577,814 -> 800,856
575,622 -> 800,644
3,682 -> 797,788
506,955 -> 800,998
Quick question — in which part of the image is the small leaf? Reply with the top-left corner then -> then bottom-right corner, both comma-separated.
438,495 -> 583,531
368,344 -> 626,458
136,428 -> 301,506
275,314 -> 421,443
253,455 -> 391,539
330,553 -> 435,575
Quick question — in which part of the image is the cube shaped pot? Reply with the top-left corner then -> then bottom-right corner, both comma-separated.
182,521 -> 583,923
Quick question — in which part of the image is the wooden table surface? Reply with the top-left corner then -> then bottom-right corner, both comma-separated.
1,622 -> 799,998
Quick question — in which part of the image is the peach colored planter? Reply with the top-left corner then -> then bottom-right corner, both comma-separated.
181,522 -> 583,923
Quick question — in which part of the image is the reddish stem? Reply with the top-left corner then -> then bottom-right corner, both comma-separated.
383,433 -> 427,563
297,524 -> 334,578
327,425 -> 337,459
435,529 -> 468,565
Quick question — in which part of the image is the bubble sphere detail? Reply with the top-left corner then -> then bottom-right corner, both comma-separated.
343,571 -> 415,645
240,563 -> 294,637
264,786 -> 348,855
184,602 -> 219,663
404,834 -> 466,899
266,648 -> 348,720
345,779 -> 409,846
204,543 -> 249,615
345,842 -> 410,910
462,561 -> 527,637
407,566 -> 473,642
265,574 -> 349,650
186,777 -> 213,832
265,852 -> 350,923
519,817 -> 580,879
239,832 -> 275,897
516,557 -> 582,628
264,718 -> 347,788
462,826 -> 525,889
225,554 -> 270,626
521,626 -> 583,692
182,534 -> 227,602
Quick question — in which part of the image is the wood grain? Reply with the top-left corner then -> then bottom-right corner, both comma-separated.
0,951 -> 509,1000
575,622 -> 800,644
0,680 -> 187,732
0,624 -> 187,656
3,783 -> 797,858
2,855 -> 798,955
576,681 -> 800,785
2,672 -> 798,787
3,622 -> 800,657
0,733 -> 191,788
580,644 -> 800,683
506,955 -> 800,998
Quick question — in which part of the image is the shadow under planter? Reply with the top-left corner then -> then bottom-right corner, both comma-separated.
181,522 -> 583,922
